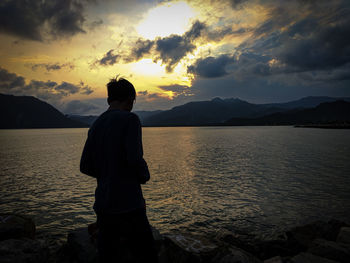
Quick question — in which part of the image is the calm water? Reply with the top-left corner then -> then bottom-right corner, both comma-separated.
1,127 -> 350,241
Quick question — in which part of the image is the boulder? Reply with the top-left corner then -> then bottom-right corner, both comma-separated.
307,238 -> 350,263
217,230 -> 258,255
286,220 -> 350,249
263,256 -> 283,263
0,238 -> 49,263
290,252 -> 339,263
67,227 -> 97,263
337,227 -> 350,244
0,214 -> 36,241
211,246 -> 262,263
157,233 -> 219,263
254,239 -> 303,260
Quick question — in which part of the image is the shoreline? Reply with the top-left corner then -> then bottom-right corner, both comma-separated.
1,214 -> 350,263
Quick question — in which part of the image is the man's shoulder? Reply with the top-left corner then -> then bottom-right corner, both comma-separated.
91,110 -> 140,128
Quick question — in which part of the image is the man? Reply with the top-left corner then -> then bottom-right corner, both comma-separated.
80,77 -> 158,262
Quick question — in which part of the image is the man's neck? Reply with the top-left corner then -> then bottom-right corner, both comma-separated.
108,101 -> 132,112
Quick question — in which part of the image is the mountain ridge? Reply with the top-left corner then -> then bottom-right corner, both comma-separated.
1,93 -> 88,129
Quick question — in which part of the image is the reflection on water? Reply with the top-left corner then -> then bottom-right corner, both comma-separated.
0,127 -> 350,240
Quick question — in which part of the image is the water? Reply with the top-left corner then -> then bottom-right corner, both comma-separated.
1,127 -> 350,241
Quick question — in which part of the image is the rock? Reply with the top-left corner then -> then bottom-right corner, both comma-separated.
0,214 -> 36,241
217,231 -> 258,255
67,227 -> 97,263
158,234 -> 218,263
263,256 -> 283,263
307,238 -> 350,263
0,238 -> 49,263
290,252 -> 339,263
286,221 -> 332,248
217,231 -> 302,260
337,227 -> 350,244
211,246 -> 262,263
254,239 -> 303,260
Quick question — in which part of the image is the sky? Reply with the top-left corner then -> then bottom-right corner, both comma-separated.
0,0 -> 349,114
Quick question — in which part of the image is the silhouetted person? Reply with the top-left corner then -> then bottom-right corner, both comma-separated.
80,77 -> 158,262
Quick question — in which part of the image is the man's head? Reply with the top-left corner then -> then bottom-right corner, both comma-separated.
107,77 -> 136,111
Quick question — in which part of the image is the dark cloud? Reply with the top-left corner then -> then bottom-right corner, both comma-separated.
88,18 -> 103,31
158,84 -> 191,96
188,55 -> 235,78
0,67 -> 94,104
137,90 -> 148,96
276,16 -> 350,72
158,84 -> 189,93
124,20 -> 206,72
0,67 -> 25,91
127,39 -> 154,62
0,0 -> 88,41
154,21 -> 205,72
185,20 -> 206,39
79,81 -> 94,95
97,49 -> 120,66
63,99 -> 98,114
155,35 -> 196,72
30,62 -> 75,72
230,0 -> 248,9
197,0 -> 350,83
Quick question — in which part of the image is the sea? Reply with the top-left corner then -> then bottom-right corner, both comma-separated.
1,126 -> 350,242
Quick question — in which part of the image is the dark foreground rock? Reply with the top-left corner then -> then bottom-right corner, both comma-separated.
0,238 -> 50,263
2,214 -> 350,263
0,214 -> 36,241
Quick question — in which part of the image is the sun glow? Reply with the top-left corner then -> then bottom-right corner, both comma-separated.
136,2 -> 196,39
131,58 -> 165,76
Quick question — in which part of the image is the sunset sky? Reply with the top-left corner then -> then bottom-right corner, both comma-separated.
1,0 -> 349,114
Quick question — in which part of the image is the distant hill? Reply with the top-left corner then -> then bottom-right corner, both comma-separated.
262,96 -> 350,109
0,94 -> 88,129
68,115 -> 98,126
142,97 -> 286,126
134,110 -> 163,124
142,96 -> 350,126
68,110 -> 163,126
225,100 -> 350,126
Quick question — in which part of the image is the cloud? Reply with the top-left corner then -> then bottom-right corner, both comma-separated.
127,38 -> 154,62
276,17 -> 350,72
0,67 -> 94,105
62,99 -> 98,114
30,62 -> 75,72
123,20 -> 206,72
133,90 -> 193,111
0,0 -> 88,41
88,19 -> 103,31
158,84 -> 192,96
96,49 -> 120,66
230,0 -> 248,10
155,35 -> 196,72
188,55 -> 235,78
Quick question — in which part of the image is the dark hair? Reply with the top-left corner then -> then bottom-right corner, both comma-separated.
107,77 -> 136,104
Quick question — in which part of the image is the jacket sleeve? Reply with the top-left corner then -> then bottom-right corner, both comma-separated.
125,113 -> 150,184
80,129 -> 96,178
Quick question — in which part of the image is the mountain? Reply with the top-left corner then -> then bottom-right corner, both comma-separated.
142,96 -> 350,126
68,110 -> 163,127
68,115 -> 98,126
262,96 -> 350,109
225,100 -> 350,126
142,97 -> 286,126
134,110 -> 163,124
1,94 -> 88,129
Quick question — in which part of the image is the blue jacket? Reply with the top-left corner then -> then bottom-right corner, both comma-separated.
80,109 -> 150,214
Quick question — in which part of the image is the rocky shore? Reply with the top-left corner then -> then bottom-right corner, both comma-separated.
1,214 -> 350,263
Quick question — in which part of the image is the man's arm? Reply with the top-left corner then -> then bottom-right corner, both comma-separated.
125,113 -> 150,184
80,129 -> 96,178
